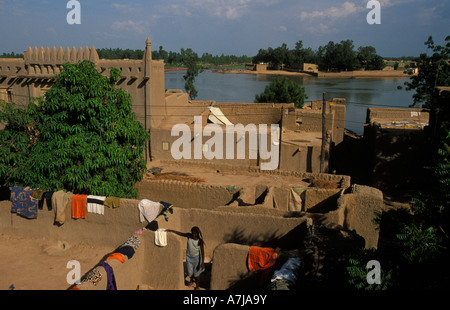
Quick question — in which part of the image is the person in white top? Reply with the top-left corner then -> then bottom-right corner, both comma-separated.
166,226 -> 205,290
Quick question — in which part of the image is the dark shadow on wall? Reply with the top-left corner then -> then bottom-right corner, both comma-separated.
221,222 -> 307,250
224,223 -> 366,290
221,223 -> 308,290
306,191 -> 341,213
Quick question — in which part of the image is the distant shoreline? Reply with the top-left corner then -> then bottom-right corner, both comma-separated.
165,67 -> 187,72
212,68 -> 416,79
164,66 -> 416,78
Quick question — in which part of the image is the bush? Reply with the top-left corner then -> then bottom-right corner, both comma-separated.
255,77 -> 308,108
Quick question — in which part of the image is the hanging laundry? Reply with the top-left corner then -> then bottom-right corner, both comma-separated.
104,196 -> 120,208
106,252 -> 125,264
138,199 -> 161,223
247,246 -> 280,272
72,194 -> 88,219
159,201 -> 173,221
99,261 -> 117,290
53,190 -> 73,225
116,246 -> 135,259
120,235 -> 141,249
9,186 -> 39,219
86,195 -> 106,215
43,191 -> 54,211
155,228 -> 167,247
82,267 -> 102,286
32,189 -> 45,210
31,188 -> 44,200
270,257 -> 302,284
289,188 -> 305,212
9,186 -> 25,214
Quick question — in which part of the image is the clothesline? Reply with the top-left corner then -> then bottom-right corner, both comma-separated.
8,186 -> 173,225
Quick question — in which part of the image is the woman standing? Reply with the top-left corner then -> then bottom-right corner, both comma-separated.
167,226 -> 205,290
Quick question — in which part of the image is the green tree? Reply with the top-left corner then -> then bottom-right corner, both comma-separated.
316,40 -> 361,71
254,77 -> 308,108
0,61 -> 149,198
357,46 -> 385,70
290,40 -> 316,66
0,100 -> 39,186
405,36 -> 450,108
183,54 -> 202,100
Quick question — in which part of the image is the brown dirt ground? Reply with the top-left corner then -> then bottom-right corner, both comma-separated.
0,233 -> 114,290
144,160 -> 311,189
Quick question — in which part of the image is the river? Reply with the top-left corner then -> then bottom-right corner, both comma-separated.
165,70 -> 416,135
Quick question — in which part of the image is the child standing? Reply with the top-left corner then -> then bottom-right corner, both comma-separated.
167,226 -> 205,290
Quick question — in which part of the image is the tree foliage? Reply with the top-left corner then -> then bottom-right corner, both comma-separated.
0,101 -> 39,185
254,77 -> 308,108
252,40 -> 385,71
357,46 -> 385,71
96,46 -> 252,66
183,54 -> 203,100
0,51 -> 24,58
404,36 -> 450,108
0,61 -> 149,198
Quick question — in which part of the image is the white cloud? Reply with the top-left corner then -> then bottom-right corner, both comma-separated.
360,0 -> 419,8
189,0 -> 252,20
161,0 -> 277,20
300,1 -> 364,20
111,20 -> 150,34
112,3 -> 139,14
168,4 -> 192,17
307,23 -> 337,35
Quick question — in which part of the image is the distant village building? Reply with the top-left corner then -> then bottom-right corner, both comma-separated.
302,63 -> 318,73
245,63 -> 268,72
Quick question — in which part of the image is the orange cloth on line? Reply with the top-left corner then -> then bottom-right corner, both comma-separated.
106,252 -> 125,263
72,194 -> 88,219
247,246 -> 278,271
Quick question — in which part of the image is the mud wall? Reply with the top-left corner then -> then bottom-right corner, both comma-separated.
213,102 -> 293,126
210,243 -> 251,290
135,175 -> 349,212
73,230 -> 185,290
136,179 -> 239,210
316,185 -> 384,249
364,107 -> 430,195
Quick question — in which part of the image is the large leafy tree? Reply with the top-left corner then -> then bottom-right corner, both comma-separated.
0,61 -> 149,198
357,46 -> 385,71
405,36 -> 450,108
254,77 -> 308,108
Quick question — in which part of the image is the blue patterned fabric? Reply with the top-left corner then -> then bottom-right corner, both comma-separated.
9,186 -> 39,219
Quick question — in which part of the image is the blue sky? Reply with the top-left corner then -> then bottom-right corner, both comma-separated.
0,0 -> 448,57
